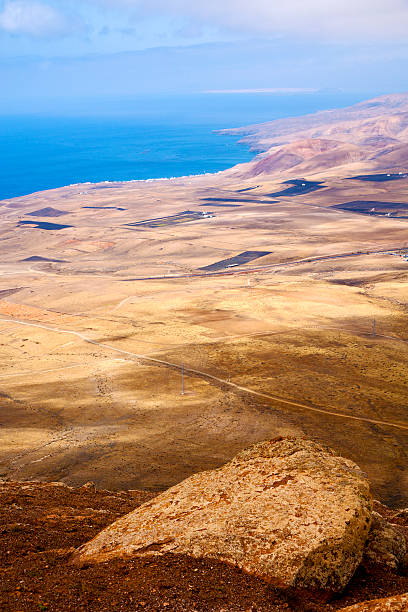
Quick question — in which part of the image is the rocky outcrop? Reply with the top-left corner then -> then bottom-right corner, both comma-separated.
341,593 -> 408,611
72,437 -> 372,598
363,512 -> 407,571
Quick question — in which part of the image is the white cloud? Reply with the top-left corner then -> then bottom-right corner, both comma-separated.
93,0 -> 408,41
204,88 -> 319,94
0,0 -> 68,36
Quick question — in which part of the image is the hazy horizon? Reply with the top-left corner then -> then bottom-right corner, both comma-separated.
2,1 -> 408,112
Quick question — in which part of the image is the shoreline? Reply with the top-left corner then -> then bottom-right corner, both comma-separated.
0,169 -> 231,202
4,91 -> 405,202
0,121 -> 255,202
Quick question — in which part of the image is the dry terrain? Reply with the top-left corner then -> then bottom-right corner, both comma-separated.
1,480 -> 407,611
1,93 -> 408,506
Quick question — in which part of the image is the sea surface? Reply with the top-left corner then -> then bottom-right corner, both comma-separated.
0,92 -> 373,200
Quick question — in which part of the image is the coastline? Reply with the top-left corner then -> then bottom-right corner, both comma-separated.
0,117 -> 254,202
0,91 -> 377,201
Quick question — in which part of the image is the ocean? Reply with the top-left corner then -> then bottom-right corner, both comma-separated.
0,92 -> 373,200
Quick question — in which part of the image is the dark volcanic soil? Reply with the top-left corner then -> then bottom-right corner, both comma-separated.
347,173 -> 408,182
27,208 -> 69,218
1,482 -> 407,612
269,179 -> 325,197
21,256 -> 67,263
17,221 -> 73,231
199,250 -> 272,272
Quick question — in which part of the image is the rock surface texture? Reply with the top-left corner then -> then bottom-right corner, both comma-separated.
341,593 -> 408,611
72,438 -> 373,596
363,511 -> 407,571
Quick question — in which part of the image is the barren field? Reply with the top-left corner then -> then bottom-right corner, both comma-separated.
1,94 -> 408,506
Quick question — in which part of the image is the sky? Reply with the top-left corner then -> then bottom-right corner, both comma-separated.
1,0 -> 408,111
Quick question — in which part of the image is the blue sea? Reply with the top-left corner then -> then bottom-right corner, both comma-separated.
0,92 -> 373,200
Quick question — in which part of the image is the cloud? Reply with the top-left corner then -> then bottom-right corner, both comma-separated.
0,0 -> 69,36
92,0 -> 408,41
204,88 -> 319,94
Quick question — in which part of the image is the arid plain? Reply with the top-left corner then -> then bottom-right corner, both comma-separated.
1,94 -> 408,506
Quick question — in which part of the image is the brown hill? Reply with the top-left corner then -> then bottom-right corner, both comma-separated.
247,139 -> 366,177
224,94 -> 408,148
224,94 -> 408,178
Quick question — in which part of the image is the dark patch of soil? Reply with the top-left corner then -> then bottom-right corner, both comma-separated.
17,221 -> 73,231
82,207 -> 126,211
199,198 -> 278,204
327,278 -> 369,287
21,256 -> 67,263
332,201 -> 408,218
199,250 -> 272,272
125,211 -> 210,229
1,482 -> 408,611
269,179 -> 325,197
199,203 -> 242,207
0,288 -> 24,298
347,173 -> 408,182
236,186 -> 260,192
27,208 -> 69,218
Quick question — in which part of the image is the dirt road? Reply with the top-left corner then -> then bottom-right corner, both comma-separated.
1,315 -> 408,433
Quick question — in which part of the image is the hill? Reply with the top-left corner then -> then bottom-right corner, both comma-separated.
223,93 -> 408,178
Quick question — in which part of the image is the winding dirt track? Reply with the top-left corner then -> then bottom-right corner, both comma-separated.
1,316 -> 408,432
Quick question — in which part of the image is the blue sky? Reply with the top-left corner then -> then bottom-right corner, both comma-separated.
1,0 -> 408,111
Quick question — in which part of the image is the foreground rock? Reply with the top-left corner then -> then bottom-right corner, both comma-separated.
363,512 -> 407,571
72,437 -> 372,597
341,593 -> 408,611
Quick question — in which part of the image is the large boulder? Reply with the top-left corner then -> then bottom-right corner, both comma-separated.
340,593 -> 408,611
72,437 -> 372,597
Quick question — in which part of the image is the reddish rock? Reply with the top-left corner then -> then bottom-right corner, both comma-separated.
341,593 -> 408,611
72,438 -> 372,597
363,512 -> 407,571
